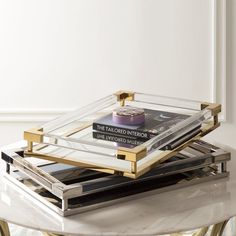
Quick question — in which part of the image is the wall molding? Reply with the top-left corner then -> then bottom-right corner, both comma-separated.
212,0 -> 227,121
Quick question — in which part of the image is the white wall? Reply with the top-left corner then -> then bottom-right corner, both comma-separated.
206,0 -> 236,148
0,0 -> 229,146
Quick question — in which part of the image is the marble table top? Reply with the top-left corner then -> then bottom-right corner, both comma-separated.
0,141 -> 236,236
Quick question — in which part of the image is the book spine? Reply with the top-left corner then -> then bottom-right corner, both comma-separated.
92,123 -> 153,139
93,132 -> 145,146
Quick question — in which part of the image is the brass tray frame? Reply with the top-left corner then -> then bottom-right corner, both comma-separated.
23,91 -> 221,178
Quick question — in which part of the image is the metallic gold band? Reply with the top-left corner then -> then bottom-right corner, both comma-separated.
42,232 -> 63,236
193,226 -> 209,236
0,220 -> 10,236
169,219 -> 230,236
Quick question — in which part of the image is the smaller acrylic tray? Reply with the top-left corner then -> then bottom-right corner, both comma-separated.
23,91 -> 221,178
1,140 -> 230,216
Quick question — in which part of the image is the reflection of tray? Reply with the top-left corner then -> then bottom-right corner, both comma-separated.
23,91 -> 221,178
1,140 -> 230,216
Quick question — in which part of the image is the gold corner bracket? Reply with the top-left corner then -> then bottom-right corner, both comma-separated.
201,102 -> 221,125
24,127 -> 44,152
117,145 -> 147,162
114,90 -> 135,106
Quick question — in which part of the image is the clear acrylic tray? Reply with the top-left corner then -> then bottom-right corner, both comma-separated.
23,91 -> 221,178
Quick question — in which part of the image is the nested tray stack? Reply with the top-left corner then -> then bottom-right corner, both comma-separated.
1,140 -> 230,216
1,91 -> 230,216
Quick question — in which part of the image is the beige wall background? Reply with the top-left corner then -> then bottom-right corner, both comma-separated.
0,0 -> 234,148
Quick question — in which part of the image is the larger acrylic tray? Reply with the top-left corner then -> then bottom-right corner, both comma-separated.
1,140 -> 230,216
23,91 -> 221,178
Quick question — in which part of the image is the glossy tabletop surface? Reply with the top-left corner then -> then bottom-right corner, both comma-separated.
0,141 -> 235,236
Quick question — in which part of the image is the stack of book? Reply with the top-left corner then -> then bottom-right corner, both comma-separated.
92,107 -> 201,150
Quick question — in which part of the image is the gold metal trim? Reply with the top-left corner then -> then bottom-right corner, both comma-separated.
193,226 -> 209,236
201,102 -> 221,126
201,102 -> 221,116
200,121 -> 220,137
24,128 -> 44,143
131,162 -> 137,173
132,150 -> 175,179
114,90 -> 135,106
210,222 -> 225,236
114,90 -> 135,101
117,146 -> 147,162
0,220 -> 10,236
42,232 -> 63,236
218,219 -> 230,236
24,150 -> 117,175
